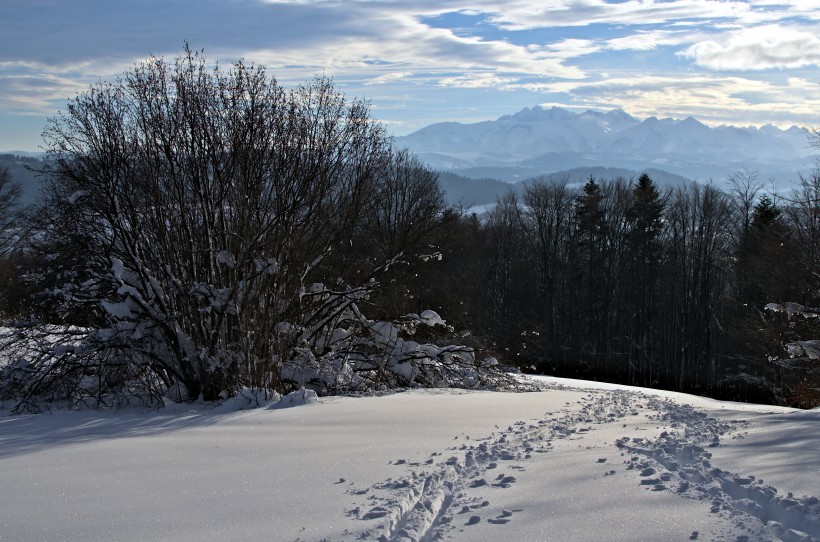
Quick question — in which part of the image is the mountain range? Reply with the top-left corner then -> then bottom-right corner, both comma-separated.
4,109 -> 816,207
396,106 -> 816,185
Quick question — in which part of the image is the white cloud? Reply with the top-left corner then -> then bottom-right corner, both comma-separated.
0,71 -> 88,114
481,0 -> 763,30
2,0 -> 820,145
246,12 -> 588,80
680,25 -> 820,70
541,39 -> 602,59
438,72 -> 519,88
747,0 -> 820,20
364,71 -> 414,85
606,30 -> 692,51
531,75 -> 820,127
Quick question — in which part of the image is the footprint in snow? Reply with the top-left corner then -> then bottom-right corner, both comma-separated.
493,475 -> 517,488
361,506 -> 390,520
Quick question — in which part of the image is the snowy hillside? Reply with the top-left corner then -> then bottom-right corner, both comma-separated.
396,106 -> 815,185
1,378 -> 817,542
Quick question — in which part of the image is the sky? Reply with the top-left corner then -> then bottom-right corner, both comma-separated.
1,0 -> 820,152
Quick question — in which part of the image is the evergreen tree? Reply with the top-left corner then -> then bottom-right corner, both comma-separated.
737,195 -> 799,310
575,177 -> 607,356
624,174 -> 665,384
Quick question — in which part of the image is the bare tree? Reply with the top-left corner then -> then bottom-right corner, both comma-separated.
2,47 -> 500,410
662,184 -> 734,390
484,192 -> 532,344
365,150 -> 445,262
784,171 -> 820,292
0,166 -> 21,255
0,166 -> 24,319
727,168 -> 764,237
521,180 -> 575,361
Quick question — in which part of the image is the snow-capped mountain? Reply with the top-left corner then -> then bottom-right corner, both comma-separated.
396,106 -> 815,184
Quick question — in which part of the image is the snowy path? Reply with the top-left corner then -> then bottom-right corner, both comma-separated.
0,380 -> 817,542
336,387 -> 818,542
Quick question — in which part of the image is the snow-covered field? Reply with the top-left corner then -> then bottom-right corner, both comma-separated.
1,377 -> 818,542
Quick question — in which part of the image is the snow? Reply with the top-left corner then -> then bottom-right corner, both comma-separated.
419,309 -> 445,327
766,303 -> 820,319
100,299 -> 135,319
215,250 -> 236,268
0,377 -> 817,542
67,190 -> 89,204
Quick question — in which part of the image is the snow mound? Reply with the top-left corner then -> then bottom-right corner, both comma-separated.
271,388 -> 319,409
419,310 -> 445,327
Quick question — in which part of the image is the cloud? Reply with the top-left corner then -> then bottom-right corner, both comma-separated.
0,0 -> 587,122
1,0 -> 820,147
364,71 -> 414,85
0,71 -> 88,114
606,30 -> 692,51
542,39 -> 602,59
438,73 -> 518,88
680,25 -> 820,70
480,0 -> 765,30
537,30 -> 697,55
0,1 -> 588,77
529,75 -> 820,127
245,12 -> 588,79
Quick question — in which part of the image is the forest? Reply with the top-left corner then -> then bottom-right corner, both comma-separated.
421,172 -> 820,408
0,49 -> 817,411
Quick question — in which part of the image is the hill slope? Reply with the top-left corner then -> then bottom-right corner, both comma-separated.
1,377 -> 817,542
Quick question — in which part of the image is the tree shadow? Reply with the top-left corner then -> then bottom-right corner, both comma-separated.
0,406 -> 257,460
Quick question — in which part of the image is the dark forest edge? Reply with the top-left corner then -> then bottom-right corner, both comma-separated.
475,171 -> 819,408
0,47 -> 817,412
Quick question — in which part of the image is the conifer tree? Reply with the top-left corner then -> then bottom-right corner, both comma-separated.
624,174 -> 665,383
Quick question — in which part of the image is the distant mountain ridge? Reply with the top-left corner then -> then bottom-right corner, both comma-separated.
397,106 -> 815,185
0,153 -> 43,206
438,166 -> 692,209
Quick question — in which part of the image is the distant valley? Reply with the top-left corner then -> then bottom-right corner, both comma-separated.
436,166 -> 694,208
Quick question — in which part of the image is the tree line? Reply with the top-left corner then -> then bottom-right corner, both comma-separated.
414,172 -> 818,407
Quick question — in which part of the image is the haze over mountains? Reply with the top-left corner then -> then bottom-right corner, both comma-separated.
3,107 -> 816,209
397,106 -> 816,185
